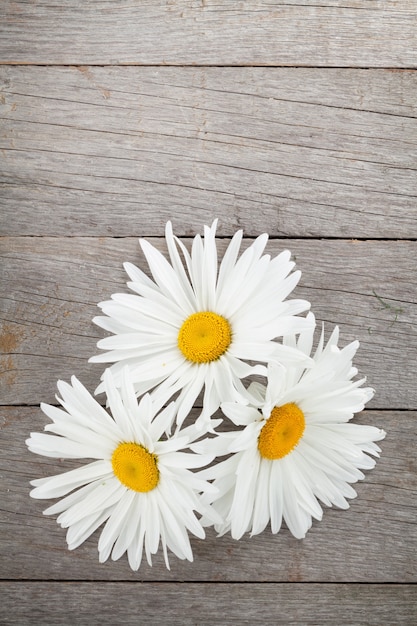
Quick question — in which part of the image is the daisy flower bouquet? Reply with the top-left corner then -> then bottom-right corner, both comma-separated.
27,220 -> 385,570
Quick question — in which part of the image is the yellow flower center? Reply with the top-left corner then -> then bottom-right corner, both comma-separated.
258,403 -> 305,460
111,442 -> 159,492
178,311 -> 232,363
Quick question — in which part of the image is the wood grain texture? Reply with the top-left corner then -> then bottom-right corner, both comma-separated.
1,582 -> 416,625
1,406 -> 415,582
1,237 -> 415,408
1,66 -> 416,238
1,1 -> 416,67
1,0 -> 415,620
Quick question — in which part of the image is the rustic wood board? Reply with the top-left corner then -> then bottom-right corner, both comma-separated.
1,582 -> 416,625
1,237 -> 415,408
1,407 -> 415,582
1,67 -> 416,238
1,1 -> 415,621
1,1 -> 416,67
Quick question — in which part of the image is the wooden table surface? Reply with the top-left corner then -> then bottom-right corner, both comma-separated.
1,2 -> 416,624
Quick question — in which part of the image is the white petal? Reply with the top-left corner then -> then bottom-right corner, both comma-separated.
140,238 -> 194,314
27,432 -> 104,460
66,508 -> 111,551
98,490 -> 136,562
269,460 -> 283,534
220,402 -> 260,426
30,461 -> 113,498
229,447 -> 260,539
216,229 -> 243,296
251,459 -> 272,536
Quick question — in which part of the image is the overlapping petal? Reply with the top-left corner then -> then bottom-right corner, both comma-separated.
26,220 -> 385,570
90,221 -> 312,426
203,315 -> 385,539
26,369 -> 219,570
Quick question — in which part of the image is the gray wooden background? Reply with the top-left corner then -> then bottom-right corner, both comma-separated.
1,2 -> 416,624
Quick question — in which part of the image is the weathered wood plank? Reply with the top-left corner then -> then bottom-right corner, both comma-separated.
1,237 -> 415,408
0,407 -> 415,582
1,1 -> 416,67
1,582 -> 416,625
1,67 -> 416,238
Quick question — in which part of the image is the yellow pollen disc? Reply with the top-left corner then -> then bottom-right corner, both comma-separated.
178,311 -> 232,363
258,403 -> 305,460
111,442 -> 159,493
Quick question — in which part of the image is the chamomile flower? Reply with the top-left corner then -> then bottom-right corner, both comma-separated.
26,369 -> 218,570
90,220 -> 312,427
201,314 -> 385,539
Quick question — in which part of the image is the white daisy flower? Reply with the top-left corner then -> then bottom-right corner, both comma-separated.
199,313 -> 386,540
26,369 -> 219,570
90,220 -> 312,427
